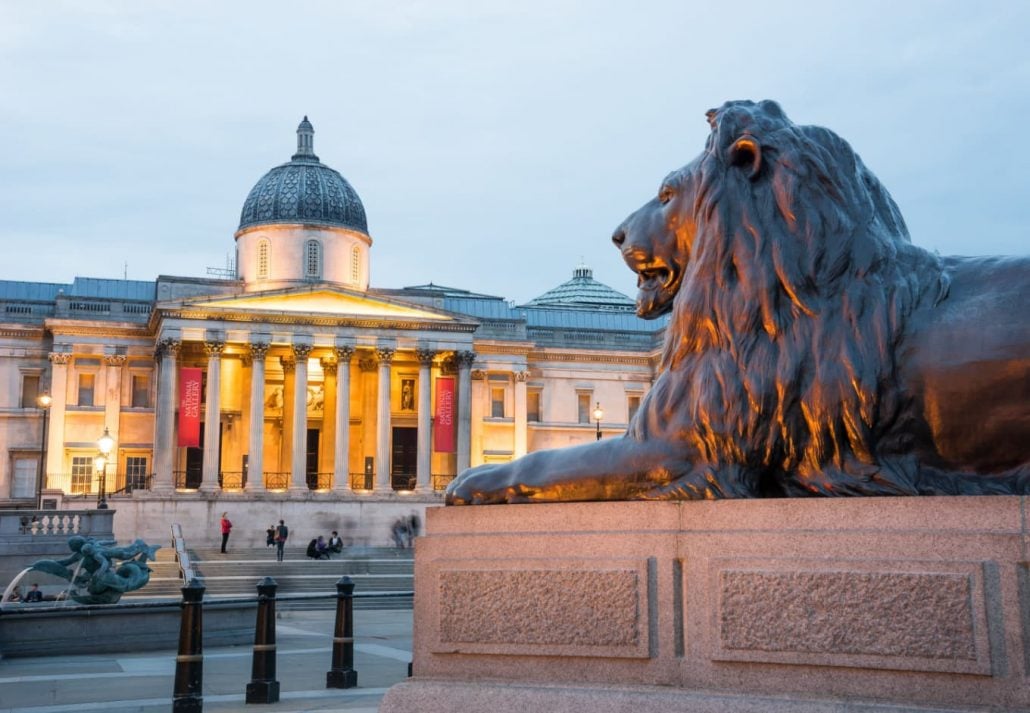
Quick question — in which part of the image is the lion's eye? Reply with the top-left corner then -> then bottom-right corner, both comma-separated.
658,186 -> 675,205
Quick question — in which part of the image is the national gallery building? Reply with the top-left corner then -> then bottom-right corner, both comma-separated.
0,119 -> 665,543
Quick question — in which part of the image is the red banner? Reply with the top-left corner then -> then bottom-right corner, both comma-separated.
434,377 -> 455,453
178,367 -> 203,448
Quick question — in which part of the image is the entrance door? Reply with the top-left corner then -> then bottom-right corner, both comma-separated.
184,423 -> 223,489
184,423 -> 203,489
305,428 -> 320,490
391,427 -> 417,490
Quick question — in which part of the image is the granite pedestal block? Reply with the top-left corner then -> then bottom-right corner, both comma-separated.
381,497 -> 1030,713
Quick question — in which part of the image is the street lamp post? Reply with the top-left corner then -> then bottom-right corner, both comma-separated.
593,402 -> 604,441
36,392 -> 52,510
96,426 -> 114,510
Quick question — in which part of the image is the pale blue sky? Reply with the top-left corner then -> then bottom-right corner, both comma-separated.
1,1 -> 1027,303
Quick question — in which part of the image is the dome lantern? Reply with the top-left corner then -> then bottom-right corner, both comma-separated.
293,115 -> 318,161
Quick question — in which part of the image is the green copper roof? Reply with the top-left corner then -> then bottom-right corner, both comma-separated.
523,264 -> 636,311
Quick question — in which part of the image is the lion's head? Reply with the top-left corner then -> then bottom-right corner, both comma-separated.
619,100 -> 949,495
612,154 -> 701,319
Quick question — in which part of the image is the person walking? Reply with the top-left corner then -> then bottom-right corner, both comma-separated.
275,519 -> 289,562
220,512 -> 233,554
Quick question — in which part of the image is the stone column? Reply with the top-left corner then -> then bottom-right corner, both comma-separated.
415,348 -> 435,492
103,355 -> 127,487
291,344 -> 312,492
374,348 -> 394,492
470,369 -> 486,468
333,346 -> 354,492
46,352 -> 71,490
455,351 -> 476,474
246,342 -> 269,492
152,340 -> 179,492
320,355 -> 337,483
201,340 -> 224,492
514,370 -> 529,458
280,354 -> 296,487
359,355 -> 377,490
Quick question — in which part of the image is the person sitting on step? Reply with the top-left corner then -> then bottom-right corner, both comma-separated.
307,537 -> 330,560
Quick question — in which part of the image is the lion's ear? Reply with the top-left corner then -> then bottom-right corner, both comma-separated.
729,136 -> 762,181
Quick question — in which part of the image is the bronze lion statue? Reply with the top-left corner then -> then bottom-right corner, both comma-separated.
447,100 -> 1030,504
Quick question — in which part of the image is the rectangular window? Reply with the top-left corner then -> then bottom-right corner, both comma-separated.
132,374 -> 150,408
627,395 -> 641,423
71,456 -> 93,494
577,394 -> 591,424
21,374 -> 40,408
125,456 -> 148,490
78,373 -> 95,406
491,387 -> 505,418
12,457 -> 36,499
527,390 -> 541,422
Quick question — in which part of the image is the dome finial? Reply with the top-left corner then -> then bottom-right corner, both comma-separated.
293,116 -> 319,161
574,259 -> 592,279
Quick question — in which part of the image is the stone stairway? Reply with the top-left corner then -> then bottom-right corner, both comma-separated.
129,545 -> 414,610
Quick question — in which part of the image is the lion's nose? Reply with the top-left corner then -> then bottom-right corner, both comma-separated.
611,228 -> 626,248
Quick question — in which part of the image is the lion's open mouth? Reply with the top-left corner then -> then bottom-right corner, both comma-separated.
634,262 -> 680,319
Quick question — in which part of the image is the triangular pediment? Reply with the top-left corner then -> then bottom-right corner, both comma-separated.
170,286 -> 460,323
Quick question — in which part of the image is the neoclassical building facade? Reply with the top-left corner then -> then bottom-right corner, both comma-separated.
0,119 -> 666,543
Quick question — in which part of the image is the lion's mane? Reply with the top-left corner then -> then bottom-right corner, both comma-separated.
638,100 -> 951,497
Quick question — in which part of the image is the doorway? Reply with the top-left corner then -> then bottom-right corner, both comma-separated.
305,428 -> 320,489
391,426 -> 417,490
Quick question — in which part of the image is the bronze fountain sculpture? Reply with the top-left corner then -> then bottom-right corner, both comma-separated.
447,100 -> 1029,505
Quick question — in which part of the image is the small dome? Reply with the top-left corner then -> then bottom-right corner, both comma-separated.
523,263 -> 636,311
238,118 -> 368,234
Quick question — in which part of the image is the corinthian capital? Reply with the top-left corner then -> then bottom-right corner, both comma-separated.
48,352 -> 72,365
375,347 -> 395,365
292,343 -> 313,359
204,341 -> 225,357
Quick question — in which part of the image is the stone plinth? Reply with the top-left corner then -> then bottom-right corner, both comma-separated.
381,497 -> 1030,713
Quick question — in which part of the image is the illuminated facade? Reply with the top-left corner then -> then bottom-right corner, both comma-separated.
0,119 -> 665,543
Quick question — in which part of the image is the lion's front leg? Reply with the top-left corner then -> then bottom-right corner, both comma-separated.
445,436 -> 686,505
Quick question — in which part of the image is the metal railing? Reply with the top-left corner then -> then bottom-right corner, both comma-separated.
432,473 -> 456,491
349,472 -> 374,490
170,522 -> 196,584
218,471 -> 247,491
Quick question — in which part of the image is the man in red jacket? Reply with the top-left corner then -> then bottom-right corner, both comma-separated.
220,512 -> 232,554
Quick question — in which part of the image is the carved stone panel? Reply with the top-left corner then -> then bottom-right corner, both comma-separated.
431,560 -> 651,659
710,558 -> 992,675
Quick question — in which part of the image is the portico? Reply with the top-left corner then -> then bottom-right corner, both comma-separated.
150,285 -> 477,495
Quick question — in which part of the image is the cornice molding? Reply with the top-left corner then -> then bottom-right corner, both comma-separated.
157,308 -> 478,333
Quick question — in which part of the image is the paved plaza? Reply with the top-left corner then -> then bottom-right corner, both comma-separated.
0,609 -> 410,713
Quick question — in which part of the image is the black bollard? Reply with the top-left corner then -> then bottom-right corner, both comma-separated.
326,575 -> 358,688
246,576 -> 280,703
173,579 -> 205,713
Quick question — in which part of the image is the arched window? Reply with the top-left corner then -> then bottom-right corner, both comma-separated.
257,239 -> 270,280
305,240 -> 322,279
351,245 -> 361,283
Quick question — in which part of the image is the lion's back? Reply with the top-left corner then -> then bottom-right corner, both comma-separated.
899,255 -> 1030,473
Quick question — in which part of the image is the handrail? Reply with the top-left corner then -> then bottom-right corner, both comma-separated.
170,523 -> 196,584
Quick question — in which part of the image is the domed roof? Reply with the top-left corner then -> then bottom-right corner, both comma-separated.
523,264 -> 636,310
238,117 -> 368,234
